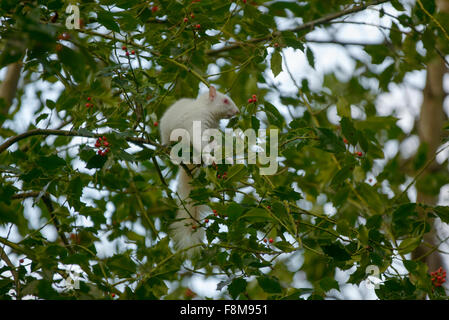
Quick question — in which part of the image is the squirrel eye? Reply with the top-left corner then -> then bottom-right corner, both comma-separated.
223,98 -> 229,104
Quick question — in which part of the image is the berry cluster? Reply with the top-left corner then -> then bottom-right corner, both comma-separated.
95,136 -> 110,157
122,46 -> 136,57
431,267 -> 446,287
212,209 -> 227,218
183,11 -> 199,29
85,96 -> 93,108
248,94 -> 257,104
342,137 -> 363,157
263,238 -> 274,244
210,161 -> 227,179
217,171 -> 227,179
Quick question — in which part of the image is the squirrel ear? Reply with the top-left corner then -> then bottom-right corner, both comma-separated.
209,86 -> 216,101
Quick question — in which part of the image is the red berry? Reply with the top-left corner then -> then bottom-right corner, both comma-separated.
103,141 -> 110,147
154,121 -> 158,127
267,205 -> 271,209
343,138 -> 348,144
243,0 -> 247,3
192,225 -> 197,230
252,94 -> 257,99
98,150 -> 103,156
269,238 -> 273,243
263,238 -> 267,243
195,24 -> 201,29
205,219 -> 209,223
248,98 -> 253,103
183,17 -> 188,22
105,148 -> 110,153
151,6 -> 158,13
125,51 -> 130,56
190,13 -> 195,18
103,136 -> 107,141
217,174 -> 221,179
122,45 -> 127,51
85,103 -> 90,108
19,259 -> 24,264
111,293 -> 116,298
274,42 -> 279,47
214,212 -> 218,217
131,50 -> 135,55
87,97 -> 91,101
356,151 -> 362,157
95,142 -> 101,148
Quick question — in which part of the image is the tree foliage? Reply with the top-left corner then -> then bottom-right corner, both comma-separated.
0,0 -> 449,300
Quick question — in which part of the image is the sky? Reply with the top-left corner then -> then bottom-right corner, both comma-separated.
1,0 -> 448,300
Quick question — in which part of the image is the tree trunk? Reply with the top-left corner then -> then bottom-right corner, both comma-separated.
0,62 -> 22,115
411,55 -> 447,270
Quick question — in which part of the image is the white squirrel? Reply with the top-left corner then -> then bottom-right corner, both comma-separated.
159,86 -> 239,255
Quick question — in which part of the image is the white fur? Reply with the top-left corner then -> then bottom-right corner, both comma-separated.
159,87 -> 239,256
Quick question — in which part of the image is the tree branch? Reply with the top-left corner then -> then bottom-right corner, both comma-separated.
206,0 -> 390,55
0,245 -> 20,298
0,128 -> 162,155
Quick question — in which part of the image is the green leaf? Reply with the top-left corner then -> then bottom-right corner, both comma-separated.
224,164 -> 247,183
263,102 -> 284,128
321,243 -> 351,262
97,9 -> 120,32
240,208 -> 274,222
340,117 -> 358,145
319,277 -> 339,292
37,155 -> 66,171
336,97 -> 351,118
257,276 -> 282,294
316,128 -> 346,153
228,278 -> 247,299
57,46 -> 85,82
272,185 -> 302,201
330,166 -> 352,187
433,206 -> 449,224
398,237 -> 422,255
271,50 -> 283,77
306,46 -> 315,69
226,203 -> 246,221
85,154 -> 107,169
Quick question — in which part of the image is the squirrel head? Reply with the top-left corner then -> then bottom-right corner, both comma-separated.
198,86 -> 240,119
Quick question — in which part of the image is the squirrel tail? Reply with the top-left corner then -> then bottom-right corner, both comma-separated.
170,166 -> 205,256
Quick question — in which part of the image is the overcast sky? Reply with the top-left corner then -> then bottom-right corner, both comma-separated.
1,0 -> 448,300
